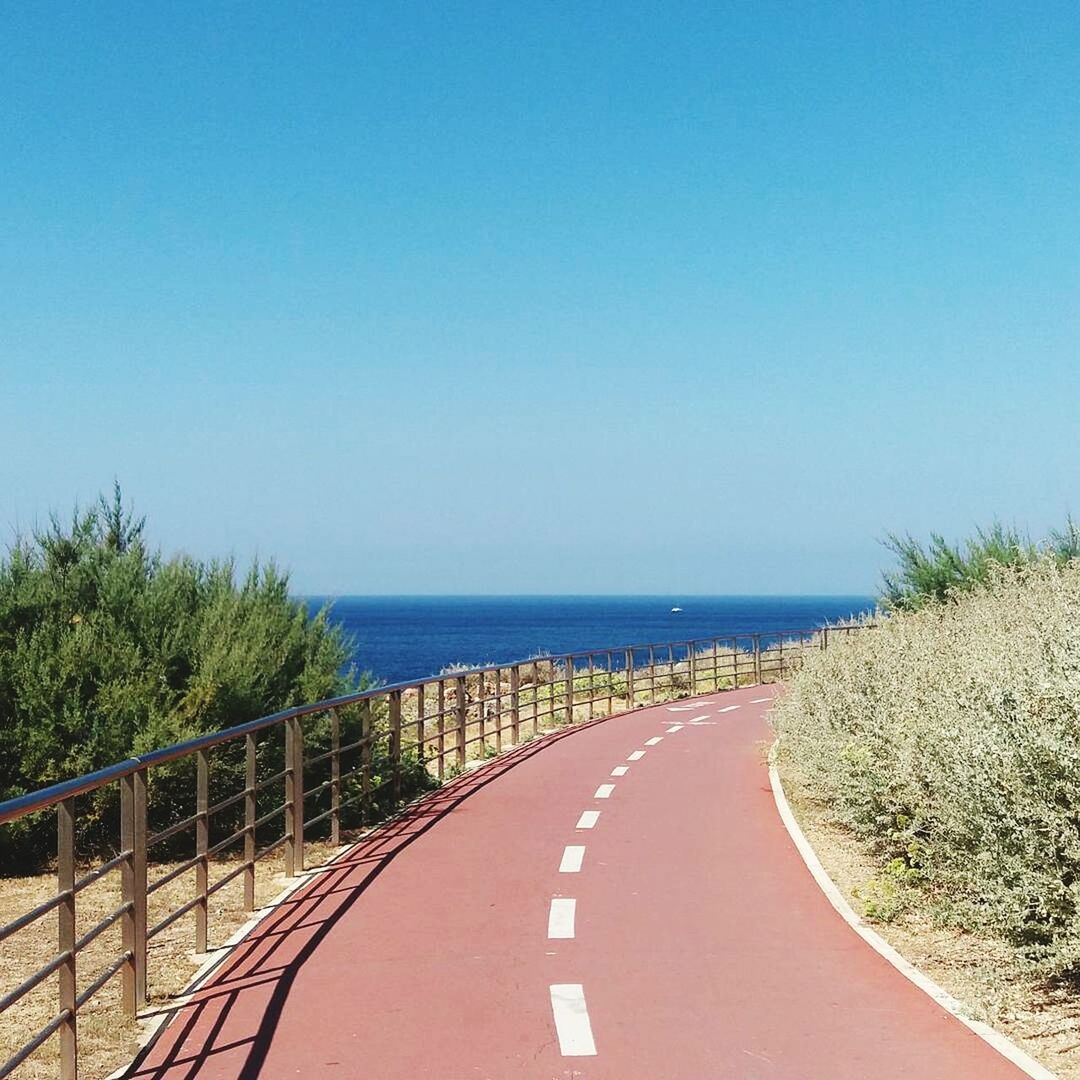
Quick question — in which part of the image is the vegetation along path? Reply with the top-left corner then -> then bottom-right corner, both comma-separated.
126,686 -> 1037,1079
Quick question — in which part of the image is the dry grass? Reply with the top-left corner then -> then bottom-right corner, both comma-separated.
780,758 -> 1080,1079
0,836 -> 344,1080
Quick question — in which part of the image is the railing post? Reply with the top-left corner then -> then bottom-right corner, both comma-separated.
293,717 -> 305,872
437,681 -> 446,780
510,665 -> 520,745
822,627 -> 829,651
360,699 -> 373,820
133,768 -> 147,1006
58,796 -> 77,1080
531,664 -> 538,729
244,734 -> 256,910
476,674 -> 486,754
565,656 -> 574,725
648,645 -> 656,704
493,670 -> 503,754
753,634 -> 762,684
390,689 -> 402,801
120,774 -> 136,1018
455,675 -> 467,769
688,642 -> 697,694
285,719 -> 296,876
196,748 -> 209,952
330,707 -> 341,846
547,660 -> 556,727
587,654 -> 595,720
415,687 -> 426,775
606,651 -> 614,715
626,648 -> 635,707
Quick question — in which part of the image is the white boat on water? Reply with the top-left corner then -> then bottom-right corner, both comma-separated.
671,606 -> 683,613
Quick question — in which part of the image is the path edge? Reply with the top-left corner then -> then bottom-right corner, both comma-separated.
767,747 -> 1057,1080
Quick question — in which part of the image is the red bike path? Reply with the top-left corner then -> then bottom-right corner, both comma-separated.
128,686 -> 1034,1079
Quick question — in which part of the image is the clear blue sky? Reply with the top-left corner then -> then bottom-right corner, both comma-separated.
2,3 -> 1078,595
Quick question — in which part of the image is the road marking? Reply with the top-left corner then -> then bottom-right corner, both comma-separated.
594,783 -> 615,799
559,846 -> 585,872
688,714 -> 711,722
645,736 -> 663,746
718,705 -> 740,713
548,898 -> 577,939
549,984 -> 598,1056
576,810 -> 600,829
750,697 -> 771,703
627,750 -> 646,761
611,765 -> 629,776
666,724 -> 684,733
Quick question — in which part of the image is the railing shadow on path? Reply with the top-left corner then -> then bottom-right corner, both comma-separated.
124,717 -> 615,1080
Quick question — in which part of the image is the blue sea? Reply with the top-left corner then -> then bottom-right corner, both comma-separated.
306,595 -> 876,684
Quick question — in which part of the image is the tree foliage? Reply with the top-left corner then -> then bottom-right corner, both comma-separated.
0,486 -> 359,864
880,517 -> 1080,611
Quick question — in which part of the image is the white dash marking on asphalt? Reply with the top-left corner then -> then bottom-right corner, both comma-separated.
645,736 -> 663,746
576,810 -> 600,829
666,724 -> 684,733
560,846 -> 585,872
550,984 -> 598,1056
611,765 -> 629,776
548,898 -> 577,939
750,697 -> 771,703
627,750 -> 646,761
688,714 -> 711,723
718,705 -> 740,713
594,784 -> 615,799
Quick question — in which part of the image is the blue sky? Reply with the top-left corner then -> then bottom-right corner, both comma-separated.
2,3 -> 1078,595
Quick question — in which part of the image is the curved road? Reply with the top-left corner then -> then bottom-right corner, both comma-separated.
129,685 -> 1033,1079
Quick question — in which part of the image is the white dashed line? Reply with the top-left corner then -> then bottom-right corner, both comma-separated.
594,784 -> 615,799
666,725 -> 684,733
611,766 -> 629,776
550,984 -> 597,1056
547,898 -> 577,939
576,810 -> 600,829
559,846 -> 585,873
750,697 -> 771,703
688,714 -> 711,723
718,705 -> 740,713
645,736 -> 663,746
627,750 -> 646,761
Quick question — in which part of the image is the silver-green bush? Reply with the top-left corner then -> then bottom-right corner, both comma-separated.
774,557 -> 1080,975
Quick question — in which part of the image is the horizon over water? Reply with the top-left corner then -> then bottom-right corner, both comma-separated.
307,595 -> 876,684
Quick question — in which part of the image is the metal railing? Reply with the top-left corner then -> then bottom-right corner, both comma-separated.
0,622 -> 864,1078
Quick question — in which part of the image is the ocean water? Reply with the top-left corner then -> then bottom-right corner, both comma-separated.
306,595 -> 876,684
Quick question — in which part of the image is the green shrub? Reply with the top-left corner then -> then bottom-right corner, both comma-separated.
879,516 -> 1080,612
775,556 -> 1080,975
0,486 -> 362,867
